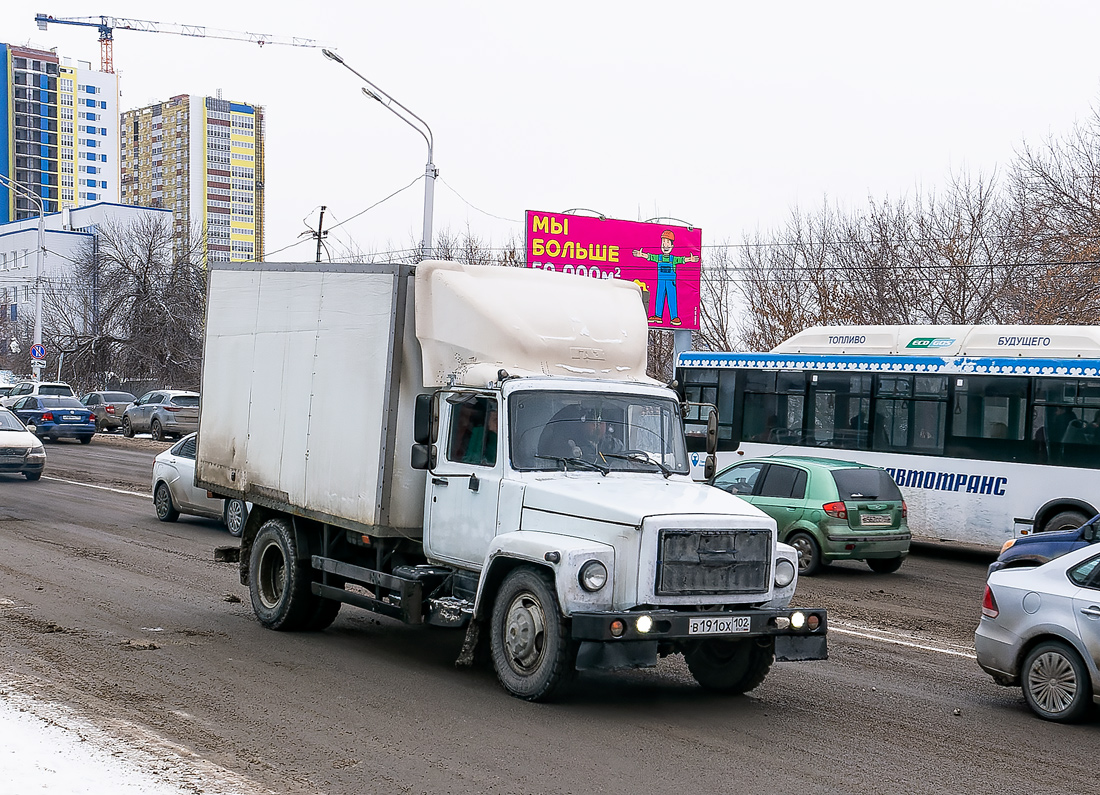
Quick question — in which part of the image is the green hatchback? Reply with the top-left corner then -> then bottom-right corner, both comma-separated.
709,456 -> 911,575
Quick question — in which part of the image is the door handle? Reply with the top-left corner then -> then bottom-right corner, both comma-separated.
1081,606 -> 1100,618
431,477 -> 448,486
786,507 -> 796,512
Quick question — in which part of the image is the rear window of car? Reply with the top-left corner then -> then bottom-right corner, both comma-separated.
170,396 -> 199,407
40,397 -> 85,409
831,468 -> 903,501
104,392 -> 135,402
39,385 -> 74,396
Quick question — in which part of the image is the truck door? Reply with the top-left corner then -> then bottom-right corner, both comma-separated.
425,394 -> 503,567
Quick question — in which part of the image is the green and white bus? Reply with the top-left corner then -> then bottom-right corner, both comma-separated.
677,325 -> 1100,548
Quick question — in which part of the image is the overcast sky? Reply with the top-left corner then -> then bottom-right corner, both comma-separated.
6,1 -> 1100,263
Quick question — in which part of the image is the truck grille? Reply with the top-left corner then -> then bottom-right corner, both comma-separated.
656,529 -> 771,596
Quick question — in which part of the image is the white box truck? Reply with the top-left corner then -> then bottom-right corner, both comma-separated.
197,259 -> 827,701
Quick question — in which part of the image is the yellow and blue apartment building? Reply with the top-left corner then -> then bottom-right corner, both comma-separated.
1,43 -> 119,224
121,94 -> 264,263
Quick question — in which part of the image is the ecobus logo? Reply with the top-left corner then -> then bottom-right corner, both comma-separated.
906,337 -> 955,349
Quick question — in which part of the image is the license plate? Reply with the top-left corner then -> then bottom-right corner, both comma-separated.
688,616 -> 750,635
62,415 -> 80,421
860,514 -> 892,527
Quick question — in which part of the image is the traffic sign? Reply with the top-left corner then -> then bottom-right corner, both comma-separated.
30,344 -> 45,360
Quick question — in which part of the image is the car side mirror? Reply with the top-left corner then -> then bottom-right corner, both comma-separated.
706,410 -> 719,456
704,454 -> 716,480
411,443 -> 436,470
414,393 -> 437,445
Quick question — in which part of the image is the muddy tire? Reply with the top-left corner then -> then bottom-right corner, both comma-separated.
154,482 -> 179,522
685,638 -> 774,693
249,517 -> 314,631
490,566 -> 576,701
122,417 -> 134,438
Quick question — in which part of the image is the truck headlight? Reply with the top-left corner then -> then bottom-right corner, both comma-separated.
579,560 -> 608,592
774,559 -> 796,588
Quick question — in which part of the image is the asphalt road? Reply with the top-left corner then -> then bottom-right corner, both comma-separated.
0,437 -> 1094,794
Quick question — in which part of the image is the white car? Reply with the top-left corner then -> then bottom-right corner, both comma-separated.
1,381 -> 75,409
152,433 -> 248,536
0,407 -> 47,480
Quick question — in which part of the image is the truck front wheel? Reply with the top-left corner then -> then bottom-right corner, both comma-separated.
490,567 -> 576,702
685,638 -> 774,694
249,518 -> 314,631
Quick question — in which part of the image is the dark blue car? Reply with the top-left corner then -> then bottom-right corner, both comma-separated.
10,395 -> 96,444
989,514 -> 1100,575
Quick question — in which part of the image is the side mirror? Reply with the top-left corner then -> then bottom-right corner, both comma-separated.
411,443 -> 436,470
414,393 -> 436,445
704,454 -> 716,481
706,409 -> 719,456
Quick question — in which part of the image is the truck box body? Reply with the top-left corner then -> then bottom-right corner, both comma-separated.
197,262 -> 424,535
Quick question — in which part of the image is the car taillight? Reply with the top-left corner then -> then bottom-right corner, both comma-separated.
165,406 -> 181,412
105,405 -> 115,414
823,501 -> 847,519
42,411 -> 53,421
902,500 -> 908,518
982,585 -> 999,618
89,413 -> 96,421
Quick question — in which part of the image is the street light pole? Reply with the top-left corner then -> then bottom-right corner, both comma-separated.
322,49 -> 437,261
0,174 -> 45,381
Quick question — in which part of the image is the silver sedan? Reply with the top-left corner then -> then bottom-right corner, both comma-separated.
152,433 -> 249,537
975,543 -> 1100,722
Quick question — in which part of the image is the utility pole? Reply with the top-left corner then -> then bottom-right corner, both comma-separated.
315,206 -> 327,263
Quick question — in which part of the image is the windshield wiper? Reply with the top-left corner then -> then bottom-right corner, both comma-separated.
604,452 -> 673,479
534,454 -> 609,476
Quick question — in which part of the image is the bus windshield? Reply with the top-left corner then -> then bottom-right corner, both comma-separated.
508,390 -> 689,474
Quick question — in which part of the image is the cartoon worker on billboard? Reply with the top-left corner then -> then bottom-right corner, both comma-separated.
632,229 -> 699,326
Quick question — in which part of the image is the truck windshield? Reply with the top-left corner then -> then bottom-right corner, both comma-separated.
509,389 -> 690,474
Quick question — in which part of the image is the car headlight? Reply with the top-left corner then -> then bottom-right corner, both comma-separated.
774,558 -> 796,588
999,539 -> 1015,554
578,560 -> 608,592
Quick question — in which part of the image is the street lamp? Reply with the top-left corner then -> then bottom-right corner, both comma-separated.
0,173 -> 45,381
322,48 -> 437,261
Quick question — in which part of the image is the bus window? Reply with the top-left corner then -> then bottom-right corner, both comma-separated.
1033,379 -> 1100,465
947,376 -> 1028,462
807,373 -> 870,449
873,375 -> 947,455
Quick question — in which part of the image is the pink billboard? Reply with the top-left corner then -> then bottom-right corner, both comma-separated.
525,211 -> 702,330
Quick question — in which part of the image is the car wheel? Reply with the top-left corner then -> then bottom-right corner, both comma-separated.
122,417 -> 134,438
154,482 -> 179,522
1022,641 -> 1093,722
24,470 -> 41,481
1043,510 -> 1089,534
78,435 -> 93,445
867,556 -> 904,574
787,531 -> 823,576
151,419 -> 165,441
490,566 -> 576,701
223,498 -> 248,538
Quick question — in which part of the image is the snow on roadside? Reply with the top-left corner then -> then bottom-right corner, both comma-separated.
0,685 -> 271,795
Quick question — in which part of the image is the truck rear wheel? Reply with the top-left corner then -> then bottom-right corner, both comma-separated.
490,566 -> 576,702
249,518 -> 314,631
685,638 -> 774,694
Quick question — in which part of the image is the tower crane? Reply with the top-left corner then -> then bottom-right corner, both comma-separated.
34,14 -> 326,73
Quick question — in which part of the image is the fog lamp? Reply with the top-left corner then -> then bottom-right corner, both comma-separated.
790,611 -> 806,630
609,620 -> 625,637
635,615 -> 653,634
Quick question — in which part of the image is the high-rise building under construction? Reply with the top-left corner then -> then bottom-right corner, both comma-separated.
121,94 -> 264,262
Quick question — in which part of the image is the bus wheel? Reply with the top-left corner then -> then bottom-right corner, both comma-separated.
1043,510 -> 1089,533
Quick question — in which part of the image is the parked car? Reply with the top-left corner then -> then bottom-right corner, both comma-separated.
0,381 -> 75,409
9,395 -> 96,443
990,514 -> 1100,575
152,433 -> 248,536
0,406 -> 47,480
80,391 -> 136,433
976,543 -> 1100,722
123,390 -> 199,440
0,386 -> 13,398
709,455 -> 911,575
